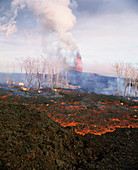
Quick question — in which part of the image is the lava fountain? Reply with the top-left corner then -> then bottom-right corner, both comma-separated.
75,52 -> 83,72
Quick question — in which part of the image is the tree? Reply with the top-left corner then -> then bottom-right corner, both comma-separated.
114,63 -> 124,94
19,54 -> 72,90
124,64 -> 131,96
21,57 -> 36,89
123,64 -> 138,97
35,58 -> 42,89
41,56 -> 47,83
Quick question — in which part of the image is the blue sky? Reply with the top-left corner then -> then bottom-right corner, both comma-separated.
0,0 -> 138,76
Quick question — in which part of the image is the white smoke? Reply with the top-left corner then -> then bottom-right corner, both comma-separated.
0,0 -> 78,50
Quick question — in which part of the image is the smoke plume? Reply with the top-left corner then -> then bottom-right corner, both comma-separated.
0,0 -> 78,50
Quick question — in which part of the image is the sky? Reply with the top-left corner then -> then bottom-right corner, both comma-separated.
0,0 -> 138,76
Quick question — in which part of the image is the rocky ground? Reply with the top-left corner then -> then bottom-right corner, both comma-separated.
0,86 -> 138,169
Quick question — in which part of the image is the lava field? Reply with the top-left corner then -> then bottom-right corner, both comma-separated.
0,85 -> 138,169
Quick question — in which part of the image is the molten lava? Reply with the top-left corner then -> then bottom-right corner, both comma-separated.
1,89 -> 137,136
47,100 -> 138,136
1,95 -> 9,99
42,91 -> 138,136
75,52 -> 83,72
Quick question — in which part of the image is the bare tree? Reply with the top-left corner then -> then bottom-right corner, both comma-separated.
41,56 -> 47,83
35,58 -> 42,89
46,56 -> 55,89
63,57 -> 70,88
114,63 -> 124,94
21,57 -> 36,89
124,64 -> 130,96
124,64 -> 138,97
19,54 -> 72,90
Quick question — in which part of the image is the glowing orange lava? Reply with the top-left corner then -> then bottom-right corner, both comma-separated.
46,99 -> 138,136
75,52 -> 83,72
1,89 -> 137,136
1,94 -> 11,99
1,95 -> 8,99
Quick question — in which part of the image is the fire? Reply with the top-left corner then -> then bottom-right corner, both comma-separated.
21,87 -> 28,91
19,82 -> 24,86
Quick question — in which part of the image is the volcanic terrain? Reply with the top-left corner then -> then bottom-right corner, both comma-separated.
0,85 -> 138,169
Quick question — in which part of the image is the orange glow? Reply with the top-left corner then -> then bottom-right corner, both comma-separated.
4,89 -> 134,137
61,102 -> 66,105
0,94 -> 12,99
45,98 -> 138,136
75,57 -> 82,72
1,95 -> 8,99
19,82 -> 24,86
21,87 -> 28,91
61,121 -> 80,127
75,52 -> 83,72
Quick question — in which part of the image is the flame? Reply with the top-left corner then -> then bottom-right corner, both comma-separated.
19,82 -> 24,86
21,87 -> 28,91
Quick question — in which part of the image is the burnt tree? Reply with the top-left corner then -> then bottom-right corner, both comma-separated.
124,79 -> 138,97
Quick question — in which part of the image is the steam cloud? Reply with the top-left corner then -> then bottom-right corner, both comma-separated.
0,0 -> 78,50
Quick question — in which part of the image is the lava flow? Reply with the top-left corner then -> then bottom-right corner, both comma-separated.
0,89 -> 137,136
45,92 -> 138,136
0,94 -> 11,99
